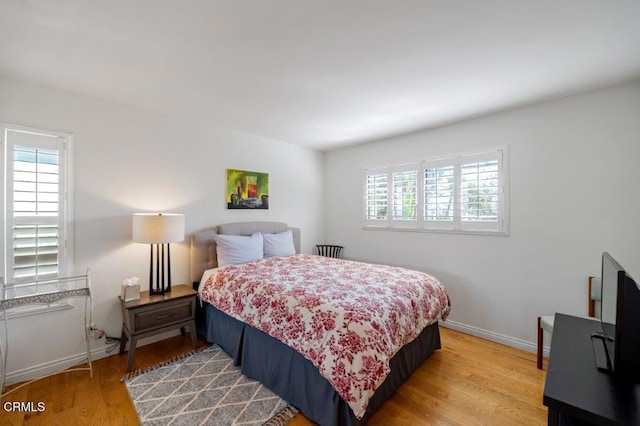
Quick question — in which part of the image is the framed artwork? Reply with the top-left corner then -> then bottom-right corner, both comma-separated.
226,169 -> 269,209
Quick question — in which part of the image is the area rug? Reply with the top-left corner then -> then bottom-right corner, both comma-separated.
122,345 -> 299,425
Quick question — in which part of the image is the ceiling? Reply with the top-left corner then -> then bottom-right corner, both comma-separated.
1,1 -> 639,151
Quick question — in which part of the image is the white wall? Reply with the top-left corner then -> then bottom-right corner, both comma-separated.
324,80 -> 640,352
2,74 -> 638,379
0,75 -> 324,381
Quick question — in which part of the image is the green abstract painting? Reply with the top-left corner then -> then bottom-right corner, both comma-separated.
226,169 -> 269,209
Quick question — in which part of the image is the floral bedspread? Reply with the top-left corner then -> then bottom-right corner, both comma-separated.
200,254 -> 451,419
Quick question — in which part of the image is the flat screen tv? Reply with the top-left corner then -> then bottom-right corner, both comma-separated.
599,252 -> 640,381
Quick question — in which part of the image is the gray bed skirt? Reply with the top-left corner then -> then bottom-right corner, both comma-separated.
204,304 -> 441,425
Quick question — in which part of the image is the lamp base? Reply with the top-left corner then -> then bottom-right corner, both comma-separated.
148,243 -> 173,296
149,287 -> 171,296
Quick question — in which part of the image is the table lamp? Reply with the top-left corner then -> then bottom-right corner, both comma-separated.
132,213 -> 185,295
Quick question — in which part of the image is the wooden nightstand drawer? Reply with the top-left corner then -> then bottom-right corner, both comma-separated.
133,299 -> 193,332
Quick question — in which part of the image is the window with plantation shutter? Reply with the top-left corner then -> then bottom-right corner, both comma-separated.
365,170 -> 388,222
2,124 -> 73,304
391,168 -> 417,222
460,157 -> 500,224
363,147 -> 508,235
364,163 -> 420,227
424,163 -> 455,226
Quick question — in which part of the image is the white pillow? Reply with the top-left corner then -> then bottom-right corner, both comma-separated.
263,230 -> 296,258
213,232 -> 264,267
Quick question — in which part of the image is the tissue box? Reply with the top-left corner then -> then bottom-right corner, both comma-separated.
121,283 -> 141,302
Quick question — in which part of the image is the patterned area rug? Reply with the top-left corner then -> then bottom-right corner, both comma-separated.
122,345 -> 298,425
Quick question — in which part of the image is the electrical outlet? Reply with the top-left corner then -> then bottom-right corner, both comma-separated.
87,323 -> 102,339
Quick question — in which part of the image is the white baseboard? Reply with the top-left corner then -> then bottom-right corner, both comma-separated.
441,319 -> 549,357
4,328 -> 184,386
4,322 -> 547,386
4,345 -> 111,386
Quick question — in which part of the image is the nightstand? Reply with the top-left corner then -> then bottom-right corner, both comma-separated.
119,284 -> 198,372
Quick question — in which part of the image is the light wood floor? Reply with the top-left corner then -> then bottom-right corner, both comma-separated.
0,328 -> 548,425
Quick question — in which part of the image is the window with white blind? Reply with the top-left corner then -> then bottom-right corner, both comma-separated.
391,165 -> 418,224
424,161 -> 455,227
365,169 -> 388,222
363,147 -> 508,234
1,124 -> 73,304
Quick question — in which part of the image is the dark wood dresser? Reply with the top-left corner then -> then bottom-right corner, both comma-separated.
543,313 -> 640,425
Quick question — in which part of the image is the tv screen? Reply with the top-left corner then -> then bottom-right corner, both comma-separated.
599,252 -> 640,381
601,252 -> 621,327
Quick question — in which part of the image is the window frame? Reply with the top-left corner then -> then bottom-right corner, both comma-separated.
1,123 -> 74,317
363,146 -> 509,236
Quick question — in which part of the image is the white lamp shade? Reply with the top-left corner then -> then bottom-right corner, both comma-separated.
132,213 -> 185,244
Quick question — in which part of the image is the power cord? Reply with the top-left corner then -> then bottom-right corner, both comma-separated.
104,334 -> 122,354
89,326 -> 122,354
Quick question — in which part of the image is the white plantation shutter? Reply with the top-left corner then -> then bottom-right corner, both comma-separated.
2,124 -> 72,300
458,151 -> 504,231
364,164 -> 420,227
13,225 -> 59,279
461,156 -> 500,223
363,147 -> 508,234
391,165 -> 418,224
364,168 -> 388,225
12,145 -> 61,281
424,161 -> 455,228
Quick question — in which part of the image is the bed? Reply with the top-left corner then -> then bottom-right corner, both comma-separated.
191,222 -> 450,425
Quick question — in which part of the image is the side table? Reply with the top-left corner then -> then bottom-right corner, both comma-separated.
119,284 -> 197,372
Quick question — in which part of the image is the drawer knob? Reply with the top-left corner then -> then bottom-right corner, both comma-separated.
156,313 -> 174,320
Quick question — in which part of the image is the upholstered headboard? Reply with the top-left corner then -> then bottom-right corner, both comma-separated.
190,221 -> 301,283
